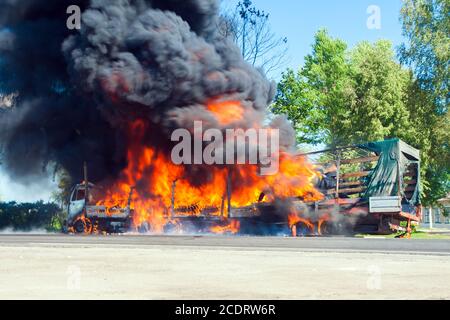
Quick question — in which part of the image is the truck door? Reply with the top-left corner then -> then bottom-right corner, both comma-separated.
68,186 -> 86,220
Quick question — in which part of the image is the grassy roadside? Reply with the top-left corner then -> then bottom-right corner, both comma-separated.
355,230 -> 450,240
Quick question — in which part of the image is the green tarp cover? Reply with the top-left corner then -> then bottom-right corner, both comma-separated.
358,139 -> 420,205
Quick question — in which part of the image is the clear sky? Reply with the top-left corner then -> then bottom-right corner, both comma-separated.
0,0 -> 406,202
223,0 -> 405,79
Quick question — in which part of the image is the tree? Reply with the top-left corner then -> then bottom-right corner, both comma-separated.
399,0 -> 449,111
51,167 -> 73,209
273,29 -> 351,145
403,79 -> 450,205
219,0 -> 288,76
348,41 -> 411,143
399,0 -> 450,204
273,30 -> 411,146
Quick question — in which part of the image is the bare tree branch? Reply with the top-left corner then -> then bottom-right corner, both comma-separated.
218,0 -> 290,78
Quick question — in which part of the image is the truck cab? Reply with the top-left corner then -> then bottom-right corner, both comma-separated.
66,182 -> 134,234
68,182 -> 93,222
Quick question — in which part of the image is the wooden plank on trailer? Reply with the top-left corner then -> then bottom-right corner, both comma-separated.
340,156 -> 379,165
340,181 -> 364,187
318,198 -> 362,206
327,187 -> 366,195
341,171 -> 371,179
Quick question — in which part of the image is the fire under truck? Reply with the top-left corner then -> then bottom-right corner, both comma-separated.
65,139 -> 422,237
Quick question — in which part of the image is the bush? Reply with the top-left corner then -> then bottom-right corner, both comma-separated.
0,201 -> 63,232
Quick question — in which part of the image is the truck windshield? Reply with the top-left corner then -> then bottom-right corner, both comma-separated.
72,185 -> 102,204
75,189 -> 85,201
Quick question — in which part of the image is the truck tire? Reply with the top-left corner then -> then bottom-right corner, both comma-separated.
137,222 -> 150,233
73,217 -> 93,234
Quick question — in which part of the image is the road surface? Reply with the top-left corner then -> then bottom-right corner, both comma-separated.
0,234 -> 449,299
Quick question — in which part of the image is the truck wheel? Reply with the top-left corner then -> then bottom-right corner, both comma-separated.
73,217 -> 93,234
137,222 -> 150,234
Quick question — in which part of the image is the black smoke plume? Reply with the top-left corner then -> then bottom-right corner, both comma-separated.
0,0 -> 292,186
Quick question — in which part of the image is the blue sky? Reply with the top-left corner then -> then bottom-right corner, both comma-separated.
223,0 -> 405,79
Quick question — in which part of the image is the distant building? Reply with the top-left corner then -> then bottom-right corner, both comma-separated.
422,193 -> 450,227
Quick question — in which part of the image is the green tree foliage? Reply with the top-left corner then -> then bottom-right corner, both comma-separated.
273,30 -> 351,145
349,41 -> 411,143
51,168 -> 73,207
399,0 -> 449,111
403,80 -> 449,204
0,201 -> 62,231
399,0 -> 449,204
273,30 -> 411,146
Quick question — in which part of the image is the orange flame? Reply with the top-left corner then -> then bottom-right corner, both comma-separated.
207,100 -> 244,125
288,213 -> 314,232
210,220 -> 240,234
97,112 -> 323,233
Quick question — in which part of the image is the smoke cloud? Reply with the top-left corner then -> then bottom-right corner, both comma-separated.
0,0 -> 291,186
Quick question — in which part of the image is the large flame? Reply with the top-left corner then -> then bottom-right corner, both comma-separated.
97,102 -> 324,234
207,100 -> 245,125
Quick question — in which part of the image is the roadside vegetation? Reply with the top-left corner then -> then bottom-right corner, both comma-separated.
356,231 -> 450,240
0,202 -> 63,232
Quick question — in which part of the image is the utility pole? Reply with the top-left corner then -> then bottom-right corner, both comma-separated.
83,161 -> 89,204
226,170 -> 232,218
170,179 -> 177,219
429,207 -> 433,229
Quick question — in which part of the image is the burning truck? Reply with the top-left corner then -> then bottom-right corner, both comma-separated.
65,138 -> 421,237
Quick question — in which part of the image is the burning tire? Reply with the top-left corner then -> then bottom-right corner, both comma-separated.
73,217 -> 93,234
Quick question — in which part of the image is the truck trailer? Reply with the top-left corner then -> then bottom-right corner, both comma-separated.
231,138 -> 422,236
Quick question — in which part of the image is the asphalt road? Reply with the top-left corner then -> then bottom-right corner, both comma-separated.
0,234 -> 449,255
1,234 -> 450,299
